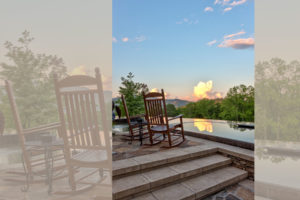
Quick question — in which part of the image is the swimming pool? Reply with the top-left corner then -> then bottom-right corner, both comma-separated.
113,118 -> 254,144
180,118 -> 254,143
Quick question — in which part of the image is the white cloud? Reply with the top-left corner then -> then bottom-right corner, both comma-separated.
112,37 -> 117,43
218,37 -> 254,49
176,18 -> 199,25
224,7 -> 232,12
193,81 -> 223,100
214,0 -> 221,5
230,0 -> 247,6
207,40 -> 217,46
122,37 -> 129,42
224,30 -> 245,39
70,65 -> 88,75
204,7 -> 214,12
135,35 -> 146,42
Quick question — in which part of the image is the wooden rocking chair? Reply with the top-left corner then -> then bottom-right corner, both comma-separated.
143,89 -> 185,147
121,95 -> 149,145
53,68 -> 111,193
4,80 -> 66,192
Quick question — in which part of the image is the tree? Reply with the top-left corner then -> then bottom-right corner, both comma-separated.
220,85 -> 254,122
118,72 -> 148,116
194,99 -> 221,119
166,104 -> 179,117
0,31 -> 67,130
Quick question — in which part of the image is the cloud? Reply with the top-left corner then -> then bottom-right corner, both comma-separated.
150,88 -> 170,98
224,7 -> 232,12
122,37 -> 129,42
193,81 -> 223,100
150,88 -> 159,93
207,40 -> 217,46
204,7 -> 214,12
112,37 -> 117,43
215,0 -> 231,5
218,37 -> 254,49
135,35 -> 146,42
194,120 -> 213,132
176,18 -> 199,25
230,0 -> 247,6
70,65 -> 88,75
224,30 -> 245,39
214,0 -> 221,4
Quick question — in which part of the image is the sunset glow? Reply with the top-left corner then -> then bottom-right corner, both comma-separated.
194,119 -> 213,132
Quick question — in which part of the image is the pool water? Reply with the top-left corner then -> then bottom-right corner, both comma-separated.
181,118 -> 254,143
113,118 -> 254,144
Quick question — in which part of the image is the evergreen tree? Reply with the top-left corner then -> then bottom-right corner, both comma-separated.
118,72 -> 148,116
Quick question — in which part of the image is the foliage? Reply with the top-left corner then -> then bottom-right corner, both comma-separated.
166,104 -> 179,117
176,85 -> 254,122
219,85 -> 254,122
0,31 -> 67,130
255,58 -> 300,141
118,72 -> 148,116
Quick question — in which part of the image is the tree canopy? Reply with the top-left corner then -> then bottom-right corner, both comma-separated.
118,72 -> 148,116
0,31 -> 67,130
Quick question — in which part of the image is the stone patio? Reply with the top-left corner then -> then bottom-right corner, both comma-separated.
113,133 -> 254,200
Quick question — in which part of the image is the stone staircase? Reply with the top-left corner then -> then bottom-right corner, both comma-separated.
113,146 -> 248,200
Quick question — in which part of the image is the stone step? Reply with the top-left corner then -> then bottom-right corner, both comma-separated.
113,154 -> 231,200
132,167 -> 248,200
113,145 -> 218,177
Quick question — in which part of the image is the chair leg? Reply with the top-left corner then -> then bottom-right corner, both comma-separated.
167,133 -> 172,147
149,132 -> 154,145
68,166 -> 76,191
181,125 -> 185,140
99,168 -> 104,179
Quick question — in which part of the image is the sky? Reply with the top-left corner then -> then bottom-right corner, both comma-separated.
113,0 -> 254,101
0,0 -> 112,90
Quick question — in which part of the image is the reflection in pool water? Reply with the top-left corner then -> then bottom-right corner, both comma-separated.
112,118 -> 254,143
181,118 -> 254,143
193,119 -> 213,133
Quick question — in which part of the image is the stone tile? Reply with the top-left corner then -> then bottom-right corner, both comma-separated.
169,159 -> 203,178
142,166 -> 180,188
132,193 -> 158,200
192,154 -> 231,173
236,186 -> 254,200
159,149 -> 191,163
113,158 -> 140,176
238,179 -> 254,192
113,174 -> 150,200
182,167 -> 247,199
183,172 -> 218,199
152,183 -> 195,200
133,153 -> 168,170
218,147 -> 254,162
180,146 -> 217,158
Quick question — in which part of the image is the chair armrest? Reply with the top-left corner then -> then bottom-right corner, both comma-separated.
23,122 -> 61,135
168,114 -> 183,121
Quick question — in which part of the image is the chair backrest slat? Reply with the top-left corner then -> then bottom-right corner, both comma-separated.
143,90 -> 168,126
54,68 -> 111,156
79,93 -> 90,146
63,93 -> 76,146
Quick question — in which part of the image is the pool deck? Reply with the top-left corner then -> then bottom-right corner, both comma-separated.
112,133 -> 254,200
0,133 -> 254,200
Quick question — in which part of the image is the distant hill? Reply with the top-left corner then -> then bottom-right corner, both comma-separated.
166,99 -> 191,107
112,97 -> 190,108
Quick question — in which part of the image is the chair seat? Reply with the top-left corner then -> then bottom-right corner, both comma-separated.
72,149 -> 107,163
150,124 -> 180,132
